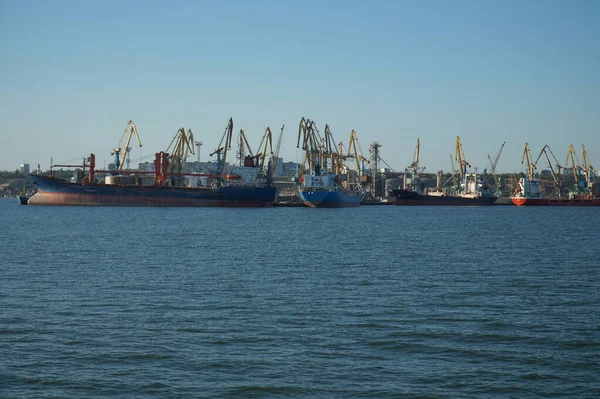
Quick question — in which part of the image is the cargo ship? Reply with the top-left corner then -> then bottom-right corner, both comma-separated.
393,169 -> 497,206
298,172 -> 361,208
392,188 -> 497,206
511,177 -> 600,206
27,153 -> 276,207
393,137 -> 498,206
295,118 -> 363,208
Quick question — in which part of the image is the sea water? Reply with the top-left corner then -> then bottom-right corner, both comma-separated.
1,199 -> 599,398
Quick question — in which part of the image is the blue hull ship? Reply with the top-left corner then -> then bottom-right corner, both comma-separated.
298,172 -> 361,208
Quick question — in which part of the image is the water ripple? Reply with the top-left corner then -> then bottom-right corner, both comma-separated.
1,203 -> 599,398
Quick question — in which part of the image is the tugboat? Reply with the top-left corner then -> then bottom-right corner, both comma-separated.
17,181 -> 30,205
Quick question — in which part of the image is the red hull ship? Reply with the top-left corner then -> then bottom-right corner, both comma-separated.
512,196 -> 600,206
511,177 -> 600,206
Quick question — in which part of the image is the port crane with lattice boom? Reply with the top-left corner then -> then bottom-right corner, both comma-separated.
110,120 -> 142,171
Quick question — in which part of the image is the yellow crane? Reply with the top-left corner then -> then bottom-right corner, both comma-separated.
237,129 -> 254,166
521,142 -> 536,180
347,130 -> 369,176
254,127 -> 273,172
166,127 -> 195,174
566,144 -> 581,184
581,145 -> 594,184
323,124 -> 338,173
455,136 -> 470,183
535,145 -> 562,195
210,117 -> 234,175
110,120 -> 142,171
296,117 -> 322,176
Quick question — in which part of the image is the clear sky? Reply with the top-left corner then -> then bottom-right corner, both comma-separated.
1,0 -> 598,174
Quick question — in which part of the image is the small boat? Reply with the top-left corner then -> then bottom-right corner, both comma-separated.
17,181 -> 30,205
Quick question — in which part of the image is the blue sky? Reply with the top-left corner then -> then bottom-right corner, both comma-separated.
1,0 -> 598,173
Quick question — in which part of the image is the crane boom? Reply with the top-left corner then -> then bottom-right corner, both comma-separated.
488,142 -> 505,175
274,125 -> 284,159
210,117 -> 234,174
255,127 -> 273,171
410,139 -> 420,168
449,154 -> 457,186
535,145 -> 562,189
521,142 -> 536,179
166,127 -> 195,174
581,145 -> 594,183
110,120 -> 143,171
455,136 -> 470,182
566,144 -> 580,182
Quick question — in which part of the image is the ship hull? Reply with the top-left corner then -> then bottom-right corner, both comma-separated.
27,175 -> 276,207
299,190 -> 361,208
393,189 -> 497,206
511,197 -> 600,206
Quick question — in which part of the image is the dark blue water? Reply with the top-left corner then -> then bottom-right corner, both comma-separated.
1,199 -> 599,398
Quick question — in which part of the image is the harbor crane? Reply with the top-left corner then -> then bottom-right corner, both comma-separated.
408,138 -> 426,176
296,117 -> 323,176
521,142 -> 536,180
486,141 -> 505,190
166,127 -> 195,182
566,144 -> 580,181
487,142 -> 505,176
347,130 -> 369,177
110,120 -> 142,171
237,129 -> 254,166
403,138 -> 426,193
323,124 -> 340,173
566,144 -> 586,192
581,145 -> 595,184
449,154 -> 458,187
535,144 -> 563,197
455,136 -> 470,185
210,117 -> 234,174
268,125 -> 285,178
254,126 -> 273,173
